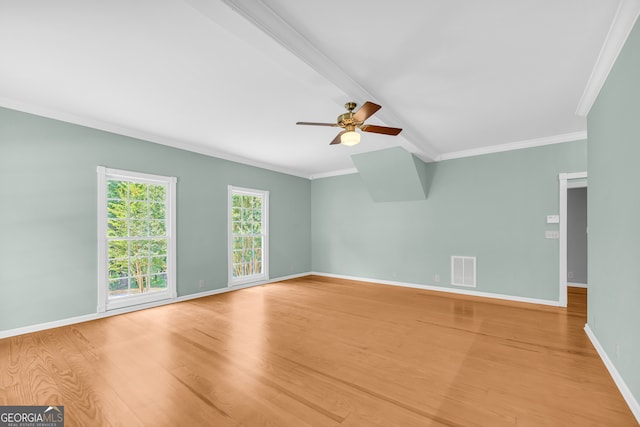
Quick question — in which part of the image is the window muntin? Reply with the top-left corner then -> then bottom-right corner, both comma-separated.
228,186 -> 268,286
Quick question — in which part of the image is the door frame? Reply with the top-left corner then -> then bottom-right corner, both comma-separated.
558,172 -> 587,307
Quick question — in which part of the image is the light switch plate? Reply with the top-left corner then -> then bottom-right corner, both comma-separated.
547,215 -> 560,224
545,230 -> 560,239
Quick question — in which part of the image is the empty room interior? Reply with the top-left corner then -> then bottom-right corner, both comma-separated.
1,1 -> 640,425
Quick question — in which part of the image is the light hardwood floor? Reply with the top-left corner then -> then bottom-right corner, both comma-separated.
0,277 -> 636,426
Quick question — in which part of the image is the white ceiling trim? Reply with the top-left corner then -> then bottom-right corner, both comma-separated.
220,0 -> 440,161
8,92 -> 589,179
309,168 -> 359,180
1,96 -> 588,179
576,0 -> 640,116
0,96 -> 310,179
436,131 -> 587,162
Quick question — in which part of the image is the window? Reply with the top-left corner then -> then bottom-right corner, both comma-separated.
228,186 -> 269,286
97,166 -> 176,312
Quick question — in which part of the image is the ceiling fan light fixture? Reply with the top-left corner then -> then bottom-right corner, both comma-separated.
296,101 -> 401,146
340,130 -> 360,146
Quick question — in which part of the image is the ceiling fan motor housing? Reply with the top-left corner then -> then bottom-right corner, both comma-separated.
338,103 -> 359,127
337,112 -> 358,127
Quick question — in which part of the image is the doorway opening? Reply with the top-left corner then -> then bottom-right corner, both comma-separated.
559,172 -> 587,308
567,187 -> 588,287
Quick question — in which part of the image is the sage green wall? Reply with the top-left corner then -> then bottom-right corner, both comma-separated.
312,141 -> 586,301
351,147 -> 429,201
587,18 -> 640,405
0,107 -> 311,331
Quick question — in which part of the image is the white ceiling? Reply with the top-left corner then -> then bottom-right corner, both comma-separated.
0,0 -> 628,178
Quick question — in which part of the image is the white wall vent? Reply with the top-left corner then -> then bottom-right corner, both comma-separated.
451,256 -> 476,287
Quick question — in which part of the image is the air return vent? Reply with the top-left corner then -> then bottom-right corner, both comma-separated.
451,256 -> 476,287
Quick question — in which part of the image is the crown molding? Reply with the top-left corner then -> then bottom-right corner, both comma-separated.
436,131 -> 587,161
309,168 -> 358,180
0,97 -> 310,179
219,0 -> 439,161
2,96 -> 589,180
312,131 -> 589,178
576,0 -> 640,116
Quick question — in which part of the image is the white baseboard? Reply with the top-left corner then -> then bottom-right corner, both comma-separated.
310,272 -> 561,307
584,324 -> 640,423
0,271 -> 565,339
0,272 -> 310,340
568,282 -> 588,288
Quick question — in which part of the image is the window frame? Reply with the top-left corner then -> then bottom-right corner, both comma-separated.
97,166 -> 177,312
227,185 -> 269,287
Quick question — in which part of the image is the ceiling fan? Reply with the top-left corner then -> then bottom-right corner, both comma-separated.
296,101 -> 402,146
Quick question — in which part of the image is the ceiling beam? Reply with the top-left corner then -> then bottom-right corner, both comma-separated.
218,0 -> 440,161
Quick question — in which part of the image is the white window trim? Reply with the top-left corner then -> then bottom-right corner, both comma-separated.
228,185 -> 269,287
97,166 -> 177,313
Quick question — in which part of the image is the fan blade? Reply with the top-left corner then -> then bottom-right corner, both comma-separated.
296,121 -> 339,127
330,131 -> 346,145
352,101 -> 381,122
360,124 -> 403,136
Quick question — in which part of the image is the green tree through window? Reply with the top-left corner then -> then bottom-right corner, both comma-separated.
229,186 -> 269,285
107,180 -> 168,298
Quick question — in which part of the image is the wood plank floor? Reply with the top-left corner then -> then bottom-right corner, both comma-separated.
0,277 -> 636,426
